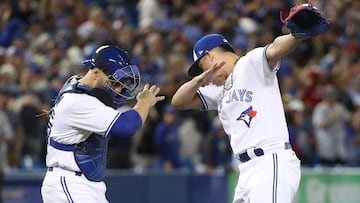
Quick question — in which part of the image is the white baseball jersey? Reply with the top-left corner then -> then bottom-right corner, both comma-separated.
197,47 -> 300,203
45,93 -> 120,172
42,75 -> 143,203
42,90 -> 121,203
198,47 -> 289,154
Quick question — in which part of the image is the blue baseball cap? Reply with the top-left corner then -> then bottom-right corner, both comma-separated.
187,34 -> 231,77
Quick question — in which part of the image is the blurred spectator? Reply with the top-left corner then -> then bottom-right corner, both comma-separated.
0,89 -> 23,168
0,94 -> 14,148
178,114 -> 202,170
137,0 -> 164,31
131,107 -> 160,171
346,107 -> 360,166
302,68 -> 331,111
232,34 -> 249,56
0,63 -> 22,96
0,0 -> 26,48
0,89 -> 14,203
348,74 -> 360,107
113,26 -> 136,53
14,94 -> 47,169
134,31 -> 167,85
336,77 -> 356,112
76,4 -> 111,44
154,104 -> 183,171
312,85 -> 351,166
286,98 -> 316,166
202,116 -> 232,174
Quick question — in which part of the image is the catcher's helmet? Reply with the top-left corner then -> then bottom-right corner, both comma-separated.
82,45 -> 141,106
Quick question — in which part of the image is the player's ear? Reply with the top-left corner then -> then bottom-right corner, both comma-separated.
94,68 -> 104,75
201,51 -> 211,62
91,67 -> 105,74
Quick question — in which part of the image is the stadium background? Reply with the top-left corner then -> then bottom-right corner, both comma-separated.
0,0 -> 359,202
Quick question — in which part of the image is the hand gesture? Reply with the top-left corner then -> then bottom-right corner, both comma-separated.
136,84 -> 165,107
194,61 -> 226,86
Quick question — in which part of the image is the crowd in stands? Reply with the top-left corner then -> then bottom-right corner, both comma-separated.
0,0 -> 359,175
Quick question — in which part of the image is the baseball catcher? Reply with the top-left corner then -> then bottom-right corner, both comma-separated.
41,45 -> 165,203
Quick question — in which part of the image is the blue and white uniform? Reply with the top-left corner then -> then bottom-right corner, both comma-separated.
197,47 -> 301,203
41,45 -> 142,203
41,76 -> 142,203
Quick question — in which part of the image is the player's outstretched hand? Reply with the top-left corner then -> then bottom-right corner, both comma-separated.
136,84 -> 165,107
195,61 -> 226,86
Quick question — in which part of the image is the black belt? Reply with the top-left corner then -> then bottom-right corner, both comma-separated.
48,167 -> 82,176
236,142 -> 292,163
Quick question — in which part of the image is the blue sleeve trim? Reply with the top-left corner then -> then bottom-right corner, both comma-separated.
104,113 -> 121,136
107,110 -> 142,137
264,45 -> 280,72
197,90 -> 208,110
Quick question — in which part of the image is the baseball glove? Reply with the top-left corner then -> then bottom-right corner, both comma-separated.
280,2 -> 330,39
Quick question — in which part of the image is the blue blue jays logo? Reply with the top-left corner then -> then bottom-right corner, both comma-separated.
236,106 -> 257,127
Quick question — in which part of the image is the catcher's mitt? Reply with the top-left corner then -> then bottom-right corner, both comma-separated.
280,2 -> 330,39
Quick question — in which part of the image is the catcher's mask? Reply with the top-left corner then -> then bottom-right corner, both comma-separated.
82,45 -> 141,106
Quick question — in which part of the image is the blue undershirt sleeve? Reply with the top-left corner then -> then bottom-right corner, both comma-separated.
108,110 -> 142,137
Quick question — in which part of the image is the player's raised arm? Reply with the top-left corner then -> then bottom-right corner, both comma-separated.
171,61 -> 225,110
171,77 -> 203,110
267,2 -> 330,68
266,34 -> 302,68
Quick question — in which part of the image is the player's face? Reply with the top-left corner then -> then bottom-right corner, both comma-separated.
106,76 -> 125,95
95,70 -> 125,96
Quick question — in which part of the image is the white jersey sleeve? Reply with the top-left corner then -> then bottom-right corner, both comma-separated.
0,111 -> 14,139
246,47 -> 281,80
46,93 -> 120,171
197,83 -> 223,110
49,93 -> 119,144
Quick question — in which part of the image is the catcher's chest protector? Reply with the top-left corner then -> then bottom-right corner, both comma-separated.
74,134 -> 109,182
